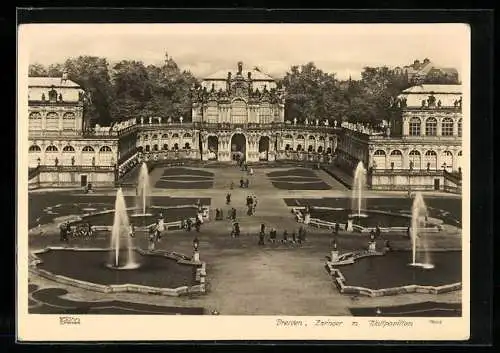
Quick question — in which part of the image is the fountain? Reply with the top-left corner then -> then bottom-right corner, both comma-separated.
409,192 -> 434,269
107,188 -> 139,270
135,162 -> 151,216
350,161 -> 368,218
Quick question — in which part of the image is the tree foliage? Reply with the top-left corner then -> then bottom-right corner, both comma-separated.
28,53 -> 199,127
281,63 -> 412,124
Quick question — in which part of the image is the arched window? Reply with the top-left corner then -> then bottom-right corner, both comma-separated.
99,146 -> 112,153
153,144 -> 159,151
183,133 -> 192,138
372,150 -> 386,170
285,144 -> 290,151
82,146 -> 94,152
152,134 -> 158,140
98,146 -> 113,166
389,150 -> 403,169
409,150 -> 421,170
62,113 -> 75,130
162,134 -> 169,139
424,150 -> 437,170
29,112 -> 42,130
409,117 -> 421,136
63,145 -> 75,152
317,146 -> 323,153
184,142 -> 191,150
145,145 -> 150,152
45,112 -> 59,130
308,145 -> 313,152
442,118 -> 454,136
284,134 -> 292,139
296,144 -> 302,152
48,88 -> 58,102
28,145 -> 41,167
425,117 -> 437,136
172,133 -> 179,138
162,144 -> 169,151
441,150 -> 453,171
319,136 -> 325,141
45,145 -> 58,152
309,135 -> 315,140
173,143 -> 179,151
458,118 -> 462,137
296,135 -> 305,140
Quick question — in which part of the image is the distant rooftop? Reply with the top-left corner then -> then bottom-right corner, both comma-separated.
402,84 -> 462,94
28,77 -> 81,88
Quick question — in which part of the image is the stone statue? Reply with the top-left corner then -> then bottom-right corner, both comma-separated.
92,156 -> 95,166
324,120 -> 329,126
437,100 -> 442,107
421,100 -> 426,107
315,119 -> 319,126
71,156 -> 75,166
180,116 -> 184,124
334,120 -> 337,128
305,118 -> 309,125
158,117 -> 162,124
149,117 -> 152,124
140,117 -> 144,125
54,157 -> 59,166
237,61 -> 243,75
293,117 -> 297,125
41,93 -> 46,101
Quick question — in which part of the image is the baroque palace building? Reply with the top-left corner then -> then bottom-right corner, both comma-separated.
336,84 -> 463,192
28,73 -> 138,188
27,62 -> 462,193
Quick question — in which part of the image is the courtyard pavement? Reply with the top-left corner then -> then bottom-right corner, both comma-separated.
27,165 -> 463,316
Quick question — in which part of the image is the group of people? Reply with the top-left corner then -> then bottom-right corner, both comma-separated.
258,224 -> 307,246
239,178 -> 250,188
181,216 -> 202,232
59,222 -> 94,241
246,194 -> 258,216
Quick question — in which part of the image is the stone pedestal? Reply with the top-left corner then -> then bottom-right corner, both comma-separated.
368,241 -> 376,252
303,213 -> 311,225
193,251 -> 200,262
331,250 -> 339,262
347,219 -> 353,232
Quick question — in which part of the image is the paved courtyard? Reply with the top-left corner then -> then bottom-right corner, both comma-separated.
27,165 -> 462,316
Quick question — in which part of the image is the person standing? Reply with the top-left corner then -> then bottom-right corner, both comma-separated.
148,227 -> 156,251
282,230 -> 288,244
226,193 -> 231,205
291,230 -> 297,244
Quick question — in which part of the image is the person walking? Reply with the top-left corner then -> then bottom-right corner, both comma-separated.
129,223 -> 135,238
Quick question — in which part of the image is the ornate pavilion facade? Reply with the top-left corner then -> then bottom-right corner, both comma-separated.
136,61 -> 339,164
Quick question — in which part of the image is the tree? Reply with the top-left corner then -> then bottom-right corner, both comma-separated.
64,56 -> 114,126
29,63 -> 47,77
281,62 -> 344,123
110,60 -> 152,120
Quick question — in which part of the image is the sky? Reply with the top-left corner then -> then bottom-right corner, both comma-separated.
20,23 -> 470,81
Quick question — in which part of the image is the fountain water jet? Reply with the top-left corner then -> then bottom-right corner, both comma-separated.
350,161 -> 368,218
108,188 -> 139,270
135,162 -> 152,216
409,192 -> 434,269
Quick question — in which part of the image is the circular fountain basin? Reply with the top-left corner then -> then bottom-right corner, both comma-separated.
329,250 -> 461,297
30,247 -> 206,296
306,207 -> 440,232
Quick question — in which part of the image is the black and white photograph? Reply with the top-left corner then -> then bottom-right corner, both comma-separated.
17,21 -> 470,341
